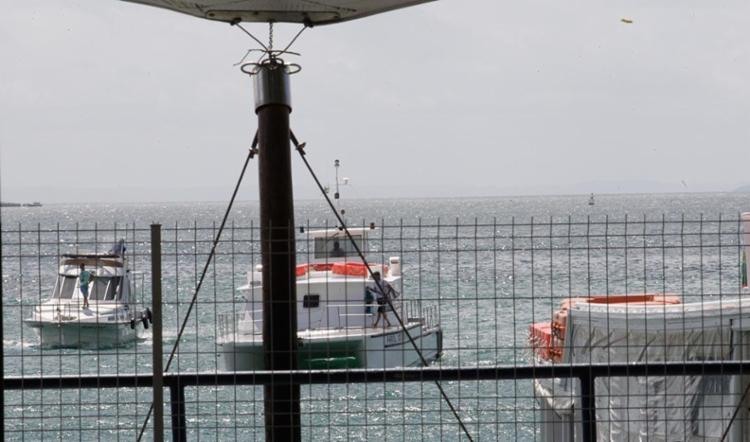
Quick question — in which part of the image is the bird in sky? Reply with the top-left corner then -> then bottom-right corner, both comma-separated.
621,18 -> 634,24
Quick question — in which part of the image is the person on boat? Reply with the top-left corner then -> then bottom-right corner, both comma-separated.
79,263 -> 93,309
330,240 -> 346,258
369,271 -> 394,328
364,287 -> 375,318
109,239 -> 126,256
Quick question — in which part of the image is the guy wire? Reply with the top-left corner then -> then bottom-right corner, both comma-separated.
232,22 -> 269,52
281,25 -> 309,54
136,132 -> 258,441
233,22 -> 308,59
291,130 -> 475,442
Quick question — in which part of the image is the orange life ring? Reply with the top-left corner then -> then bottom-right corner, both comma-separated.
331,262 -> 369,277
311,263 -> 335,272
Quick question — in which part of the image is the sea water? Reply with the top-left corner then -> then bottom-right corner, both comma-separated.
1,192 -> 748,440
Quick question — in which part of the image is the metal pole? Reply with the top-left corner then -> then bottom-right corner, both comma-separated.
253,60 -> 301,441
580,371 -> 597,442
150,224 -> 164,442
0,209 -> 4,441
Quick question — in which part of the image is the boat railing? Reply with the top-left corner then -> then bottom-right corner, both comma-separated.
218,300 -> 441,335
217,310 -> 262,338
404,299 -> 441,330
326,303 -> 374,329
53,303 -> 78,322
326,299 -> 407,329
322,299 -> 442,330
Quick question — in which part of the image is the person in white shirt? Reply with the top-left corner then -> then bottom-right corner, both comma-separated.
368,271 -> 394,327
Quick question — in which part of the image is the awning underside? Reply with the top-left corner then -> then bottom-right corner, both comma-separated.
120,0 -> 434,25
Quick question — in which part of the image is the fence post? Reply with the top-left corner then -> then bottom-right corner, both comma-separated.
169,382 -> 187,442
580,370 -> 597,442
151,224 -> 164,442
0,219 -> 4,442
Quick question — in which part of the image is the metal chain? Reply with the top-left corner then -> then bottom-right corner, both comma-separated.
269,21 -> 274,52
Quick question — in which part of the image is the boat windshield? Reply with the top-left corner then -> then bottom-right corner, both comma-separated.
314,235 -> 364,260
89,276 -> 122,301
54,275 -> 78,299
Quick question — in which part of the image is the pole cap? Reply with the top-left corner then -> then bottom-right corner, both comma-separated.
253,62 -> 292,112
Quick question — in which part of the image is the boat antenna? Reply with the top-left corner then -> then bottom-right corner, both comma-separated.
333,159 -> 347,222
334,159 -> 340,200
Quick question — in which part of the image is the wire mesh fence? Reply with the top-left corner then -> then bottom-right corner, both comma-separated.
2,213 -> 749,440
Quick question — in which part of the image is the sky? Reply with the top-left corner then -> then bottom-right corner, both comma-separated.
1,0 -> 749,203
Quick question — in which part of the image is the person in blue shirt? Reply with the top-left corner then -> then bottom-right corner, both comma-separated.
79,263 -> 93,309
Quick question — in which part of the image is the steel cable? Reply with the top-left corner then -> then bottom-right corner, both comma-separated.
136,133 -> 257,441
291,130 -> 475,441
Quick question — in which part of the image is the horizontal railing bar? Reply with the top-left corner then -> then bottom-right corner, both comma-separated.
7,361 -> 750,390
1,217 -> 747,230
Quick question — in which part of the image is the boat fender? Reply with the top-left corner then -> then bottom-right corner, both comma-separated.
145,308 -> 153,324
130,317 -> 137,330
141,312 -> 150,329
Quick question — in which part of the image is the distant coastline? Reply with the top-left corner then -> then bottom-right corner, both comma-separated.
735,185 -> 750,193
0,201 -> 43,208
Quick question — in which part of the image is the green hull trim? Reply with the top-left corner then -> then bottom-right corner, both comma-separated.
233,338 -> 366,370
304,356 -> 359,370
298,339 -> 365,368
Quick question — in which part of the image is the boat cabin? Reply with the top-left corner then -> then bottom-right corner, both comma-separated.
54,254 -> 130,303
238,226 -> 402,332
305,226 -> 372,263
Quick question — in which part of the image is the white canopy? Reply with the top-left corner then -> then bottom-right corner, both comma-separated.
120,0 -> 434,25
545,299 -> 750,440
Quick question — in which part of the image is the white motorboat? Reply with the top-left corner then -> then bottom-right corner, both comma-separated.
217,226 -> 443,370
528,212 -> 750,441
24,240 -> 151,348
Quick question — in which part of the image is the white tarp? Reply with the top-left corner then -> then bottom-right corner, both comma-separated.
119,1 -> 434,25
535,298 -> 750,441
557,299 -> 750,441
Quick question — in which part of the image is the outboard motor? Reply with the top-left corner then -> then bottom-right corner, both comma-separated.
130,308 -> 153,330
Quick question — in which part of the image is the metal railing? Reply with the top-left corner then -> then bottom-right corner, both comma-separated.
6,361 -> 750,442
2,211 -> 749,440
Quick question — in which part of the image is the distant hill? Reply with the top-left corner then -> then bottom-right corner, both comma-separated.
735,185 -> 750,193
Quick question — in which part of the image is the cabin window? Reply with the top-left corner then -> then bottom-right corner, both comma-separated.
313,235 -> 364,260
106,277 -> 122,301
90,277 -> 122,301
303,294 -> 320,308
55,276 -> 77,299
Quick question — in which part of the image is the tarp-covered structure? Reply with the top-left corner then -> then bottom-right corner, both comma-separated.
119,1 -> 434,25
536,299 -> 750,441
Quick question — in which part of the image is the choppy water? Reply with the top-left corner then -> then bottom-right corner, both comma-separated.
2,192 -> 748,440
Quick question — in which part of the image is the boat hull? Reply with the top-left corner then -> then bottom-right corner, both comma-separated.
25,321 -> 137,349
218,322 -> 442,370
